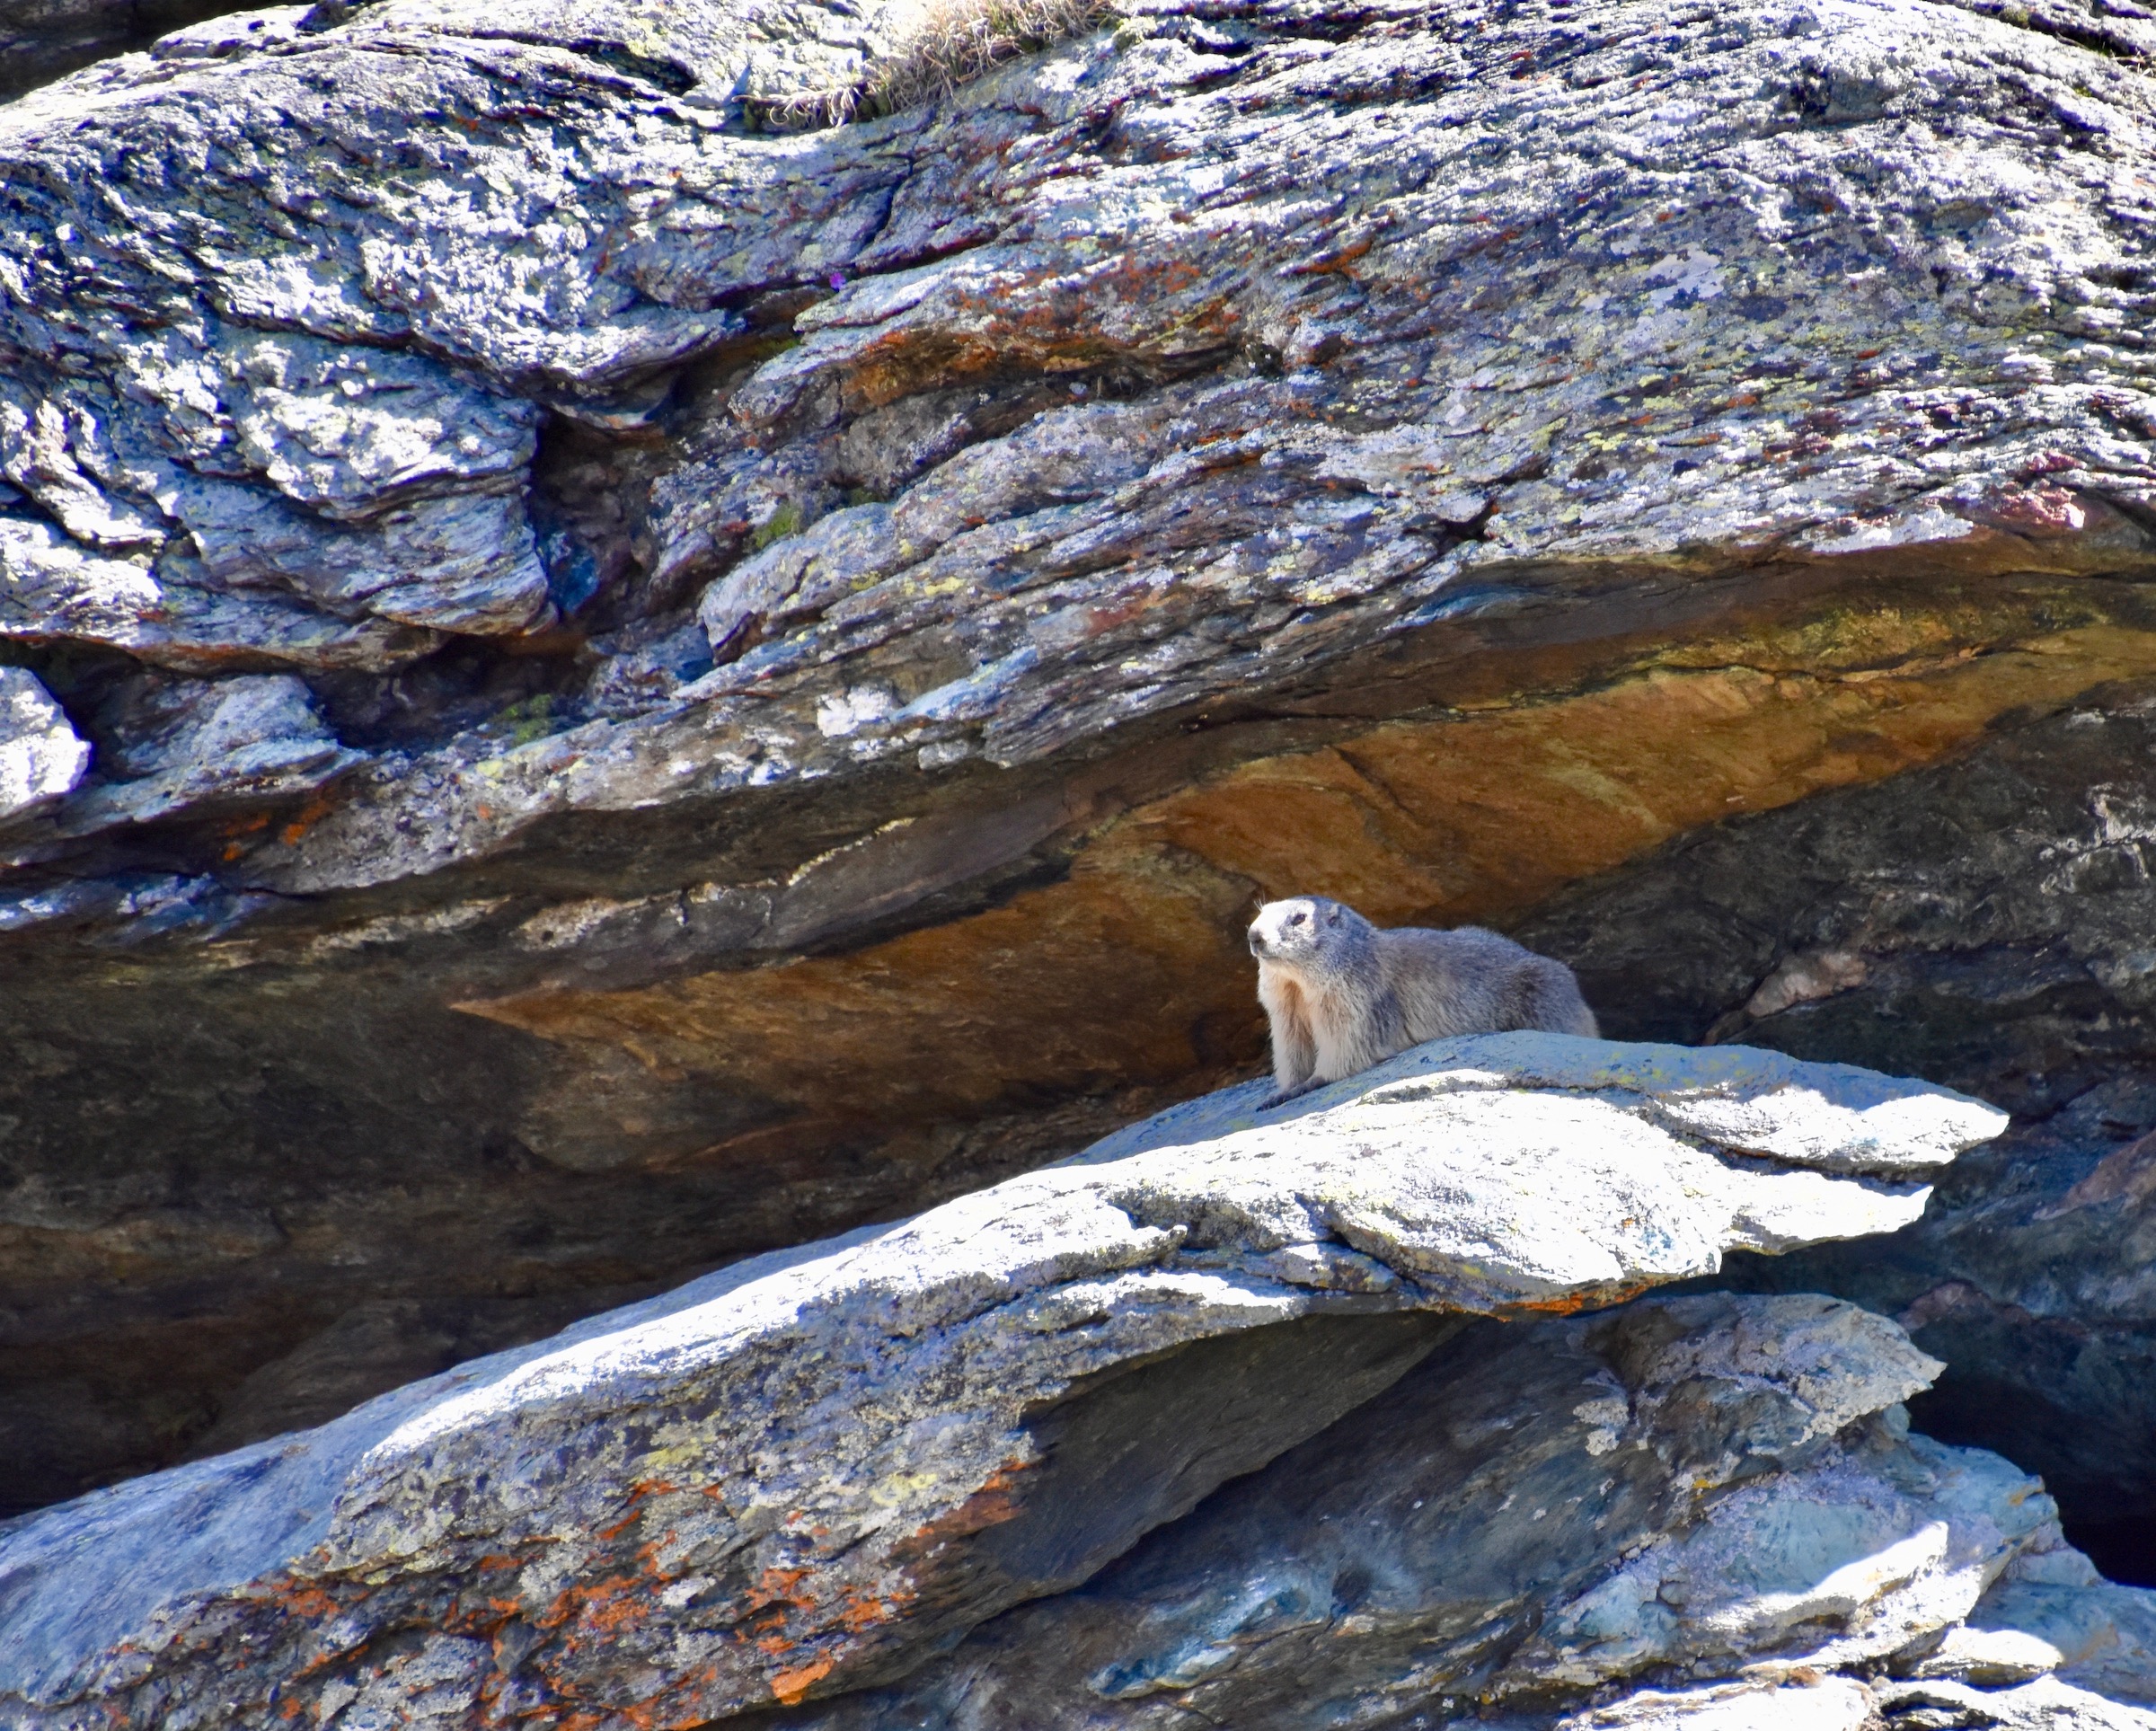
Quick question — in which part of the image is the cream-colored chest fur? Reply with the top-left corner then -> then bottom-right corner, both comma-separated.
1258,961 -> 1370,1084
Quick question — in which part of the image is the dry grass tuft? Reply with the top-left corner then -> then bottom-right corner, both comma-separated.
748,0 -> 1120,129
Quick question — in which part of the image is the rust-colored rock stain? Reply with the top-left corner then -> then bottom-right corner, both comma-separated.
464,599 -> 2156,1143
771,1654 -> 837,1705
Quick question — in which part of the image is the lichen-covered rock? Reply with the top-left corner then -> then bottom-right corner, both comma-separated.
40,672 -> 363,836
0,0 -> 249,102
0,1036 -> 2003,1728
1519,691 -> 2156,1576
763,1290 -> 2152,1731
11,0 -> 2156,1561
1954,1538 -> 2156,1707
1575,1674 -> 2155,1731
8,0 -> 2156,883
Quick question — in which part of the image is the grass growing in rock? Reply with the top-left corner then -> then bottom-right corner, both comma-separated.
751,0 -> 1120,128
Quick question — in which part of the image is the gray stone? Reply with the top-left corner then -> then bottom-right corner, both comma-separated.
779,1290 -> 2133,1731
0,513 -> 440,671
1966,1537 -> 2156,1708
15,0 -> 2156,1566
0,0 -> 252,102
1873,1676 -> 2156,1731
13,0 -> 2156,892
0,1036 -> 2001,1727
0,668 -> 87,822
1581,1675 -> 2156,1731
1521,693 -> 2156,1577
45,674 -> 365,835
1561,1679 -> 1879,1731
1085,1036 -> 2007,1180
178,483 -> 552,639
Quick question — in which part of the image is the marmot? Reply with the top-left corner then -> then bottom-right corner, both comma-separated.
1247,895 -> 1598,1101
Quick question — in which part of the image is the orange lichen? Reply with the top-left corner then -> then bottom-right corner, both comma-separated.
537,1572 -> 656,1639
747,1565 -> 815,1610
596,1481 -> 681,1541
1506,1282 -> 1653,1317
278,791 -> 338,848
270,1582 -> 340,1620
838,1593 -> 897,1631
770,1655 -> 836,1706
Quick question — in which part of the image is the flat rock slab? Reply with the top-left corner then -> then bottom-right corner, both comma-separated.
0,1034 -> 2004,1728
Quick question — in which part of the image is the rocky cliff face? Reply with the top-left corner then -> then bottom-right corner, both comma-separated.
19,1038 -> 2134,1731
4,0 -> 2156,1604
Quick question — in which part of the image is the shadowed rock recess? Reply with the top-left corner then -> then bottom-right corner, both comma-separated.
8,0 -> 2156,1619
13,1036 -> 2135,1731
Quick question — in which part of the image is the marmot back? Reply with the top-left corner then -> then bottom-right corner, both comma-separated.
1247,895 -> 1597,1100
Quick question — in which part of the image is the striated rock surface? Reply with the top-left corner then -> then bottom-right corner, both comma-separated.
0,0 -> 252,103
6,0 -> 2156,1587
785,1291 -> 2141,1731
0,1036 -> 2008,1728
1517,689 -> 2156,1576
0,667 -> 85,821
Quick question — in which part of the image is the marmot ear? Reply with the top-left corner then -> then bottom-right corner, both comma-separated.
1324,903 -> 1340,924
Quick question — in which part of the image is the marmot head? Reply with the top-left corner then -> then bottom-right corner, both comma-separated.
1247,896 -> 1374,976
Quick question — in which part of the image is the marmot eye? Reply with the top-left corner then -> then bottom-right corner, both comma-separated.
1289,911 -> 1306,925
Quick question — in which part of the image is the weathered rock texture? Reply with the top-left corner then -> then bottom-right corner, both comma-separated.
0,1039 -> 2031,1728
1515,689 -> 2156,1578
0,0 -> 255,103
783,1292 -> 2153,1731
6,0 -> 2156,1567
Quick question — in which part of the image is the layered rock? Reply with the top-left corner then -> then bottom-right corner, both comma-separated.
787,1292 -> 2156,1731
6,0 -> 2156,1558
0,0 -> 254,103
1516,691 -> 2156,1576
0,667 -> 85,821
0,1037 -> 2010,1728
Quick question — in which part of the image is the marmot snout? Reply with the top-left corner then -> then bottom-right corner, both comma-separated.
1249,894 -> 1597,1103
1246,896 -> 1349,965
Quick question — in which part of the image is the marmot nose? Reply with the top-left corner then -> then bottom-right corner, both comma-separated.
1247,928 -> 1265,956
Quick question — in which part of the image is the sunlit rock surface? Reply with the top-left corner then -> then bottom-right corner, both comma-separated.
1519,693 -> 2156,1576
0,1037 -> 2011,1728
0,667 -> 86,821
786,1293 -> 2149,1731
4,0 -> 2156,1585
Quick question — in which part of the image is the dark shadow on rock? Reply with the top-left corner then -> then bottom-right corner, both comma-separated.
1522,687 -> 2156,1579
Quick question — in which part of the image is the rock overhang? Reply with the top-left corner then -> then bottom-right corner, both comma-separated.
782,1288 -> 2106,1731
7,0 -> 2156,1548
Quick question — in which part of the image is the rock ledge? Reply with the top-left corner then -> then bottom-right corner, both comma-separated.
0,1033 -> 2001,1728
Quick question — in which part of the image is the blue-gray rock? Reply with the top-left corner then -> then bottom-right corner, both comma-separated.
10,0 -> 2156,1598
35,673 -> 366,839
781,1288 -> 2153,1731
0,1035 -> 2002,1728
0,667 -> 86,822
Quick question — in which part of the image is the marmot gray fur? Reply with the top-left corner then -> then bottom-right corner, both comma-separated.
1248,895 -> 1598,1100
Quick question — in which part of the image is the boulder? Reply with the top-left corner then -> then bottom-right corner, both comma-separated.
1518,692 -> 2156,1575
0,1035 -> 2006,1728
783,1291 -> 2134,1731
0,667 -> 87,823
0,0 -> 255,102
4,0 -> 2156,1574
39,673 -> 366,837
